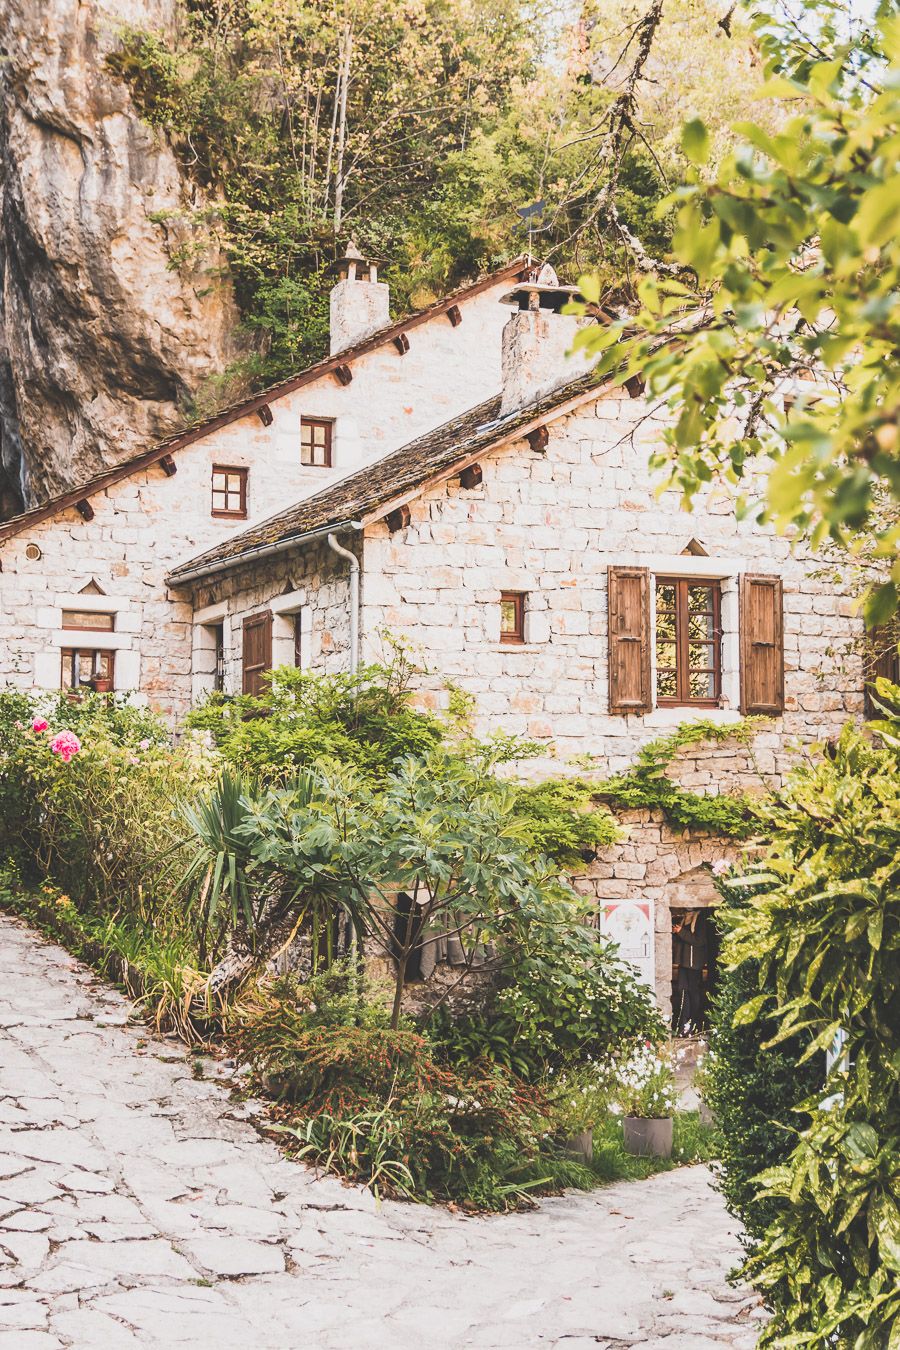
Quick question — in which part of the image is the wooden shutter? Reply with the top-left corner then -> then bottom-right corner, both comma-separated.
242,610 -> 273,696
608,566 -> 651,714
739,575 -> 784,714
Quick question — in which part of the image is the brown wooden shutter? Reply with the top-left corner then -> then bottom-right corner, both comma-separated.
242,610 -> 273,696
607,566 -> 651,714
739,575 -> 784,714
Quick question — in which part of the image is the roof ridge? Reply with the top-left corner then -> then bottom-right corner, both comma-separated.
0,257 -> 531,546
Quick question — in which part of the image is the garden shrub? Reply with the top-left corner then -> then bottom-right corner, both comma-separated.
721,691 -> 900,1347
704,881 -> 819,1243
186,658 -> 445,782
232,969 -> 555,1208
0,691 -> 208,914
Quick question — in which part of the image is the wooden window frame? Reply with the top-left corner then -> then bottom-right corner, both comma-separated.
655,577 -> 722,708
211,465 -> 248,519
300,417 -> 334,468
60,648 -> 115,691
499,591 -> 526,645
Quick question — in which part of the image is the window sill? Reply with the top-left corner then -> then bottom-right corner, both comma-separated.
488,643 -> 544,654
641,705 -> 744,728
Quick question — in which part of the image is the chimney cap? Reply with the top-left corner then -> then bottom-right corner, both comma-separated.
331,240 -> 384,275
499,262 -> 582,313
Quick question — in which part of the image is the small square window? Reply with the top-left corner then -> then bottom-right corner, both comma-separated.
301,418 -> 333,468
62,610 -> 114,632
500,591 -> 525,644
212,466 -> 248,518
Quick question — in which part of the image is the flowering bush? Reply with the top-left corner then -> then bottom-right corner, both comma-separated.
613,1043 -> 677,1119
31,717 -> 48,734
49,730 -> 81,762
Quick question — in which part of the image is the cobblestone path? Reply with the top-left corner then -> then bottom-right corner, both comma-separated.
0,914 -> 764,1349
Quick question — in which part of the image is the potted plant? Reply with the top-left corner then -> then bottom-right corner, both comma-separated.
90,675 -> 113,694
615,1043 -> 677,1158
547,1063 -> 613,1163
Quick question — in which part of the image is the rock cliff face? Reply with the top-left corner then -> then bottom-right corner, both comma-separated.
0,0 -> 245,512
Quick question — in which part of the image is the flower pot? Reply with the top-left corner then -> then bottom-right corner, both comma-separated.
623,1115 -> 673,1158
563,1129 -> 593,1163
90,677 -> 113,693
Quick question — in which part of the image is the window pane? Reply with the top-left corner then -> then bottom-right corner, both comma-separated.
689,669 -> 715,699
657,584 -> 675,609
62,610 -> 114,631
500,600 -> 518,633
657,669 -> 677,699
688,642 -> 716,670
656,613 -> 676,641
656,641 -> 676,669
688,610 -> 715,640
687,585 -> 714,612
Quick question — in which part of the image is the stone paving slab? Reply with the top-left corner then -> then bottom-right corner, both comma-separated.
0,913 -> 764,1348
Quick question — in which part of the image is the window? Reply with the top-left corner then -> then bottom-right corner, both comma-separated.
61,649 -> 114,692
293,613 -> 303,668
301,418 -> 333,468
242,610 -> 273,696
655,578 -> 721,706
62,610 -> 114,633
500,591 -> 525,644
211,466 -> 248,518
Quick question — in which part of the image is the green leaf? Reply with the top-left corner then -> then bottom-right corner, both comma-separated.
682,119 -> 710,166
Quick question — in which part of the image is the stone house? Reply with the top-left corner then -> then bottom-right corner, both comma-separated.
0,256 -> 868,1017
166,270 -> 865,1016
0,250 -> 530,718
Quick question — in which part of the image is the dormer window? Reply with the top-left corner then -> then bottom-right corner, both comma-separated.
212,466 -> 248,519
301,418 -> 333,468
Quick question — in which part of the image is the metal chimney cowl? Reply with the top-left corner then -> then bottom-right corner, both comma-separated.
329,241 -> 390,355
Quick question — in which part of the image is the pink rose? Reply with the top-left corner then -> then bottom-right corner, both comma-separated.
50,730 -> 81,763
138,739 -> 151,750
32,717 -> 49,734
711,858 -> 731,877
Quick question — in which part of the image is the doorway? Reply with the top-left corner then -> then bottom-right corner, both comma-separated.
671,908 -> 719,1035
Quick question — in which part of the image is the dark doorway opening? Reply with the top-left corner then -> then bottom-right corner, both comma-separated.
671,908 -> 719,1035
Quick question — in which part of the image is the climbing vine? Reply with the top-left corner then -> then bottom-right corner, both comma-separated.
595,719 -> 763,840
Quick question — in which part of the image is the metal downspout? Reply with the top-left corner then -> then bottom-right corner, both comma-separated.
326,532 -> 360,676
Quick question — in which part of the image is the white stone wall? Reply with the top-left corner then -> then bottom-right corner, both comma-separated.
358,387 -> 864,776
188,540 -> 355,698
0,278 -> 513,716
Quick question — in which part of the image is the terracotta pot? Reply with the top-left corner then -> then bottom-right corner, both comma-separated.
563,1129 -> 593,1163
623,1115 -> 673,1158
90,677 -> 113,693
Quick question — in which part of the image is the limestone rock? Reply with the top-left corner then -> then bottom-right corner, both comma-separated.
0,0 -> 247,511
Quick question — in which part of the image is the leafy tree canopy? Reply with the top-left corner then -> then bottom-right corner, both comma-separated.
576,0 -> 900,621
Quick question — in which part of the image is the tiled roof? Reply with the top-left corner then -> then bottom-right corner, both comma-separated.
0,258 -> 531,546
166,369 -> 604,584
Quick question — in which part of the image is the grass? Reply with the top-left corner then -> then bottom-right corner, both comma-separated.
590,1110 -> 716,1183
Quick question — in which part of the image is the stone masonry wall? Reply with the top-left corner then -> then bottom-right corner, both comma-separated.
359,386 -> 864,779
0,278 -> 513,718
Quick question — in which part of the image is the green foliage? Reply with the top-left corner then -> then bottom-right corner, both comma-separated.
233,968 -> 555,1209
575,0 -> 900,620
187,659 -> 444,781
704,881 -> 819,1242
0,692 -> 205,914
509,777 -> 620,868
718,695 -> 900,1346
104,0 -> 767,386
599,718 -> 760,837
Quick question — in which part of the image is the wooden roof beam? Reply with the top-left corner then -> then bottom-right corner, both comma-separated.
159,454 -> 177,477
334,364 -> 353,386
256,404 -> 274,426
75,499 -> 94,521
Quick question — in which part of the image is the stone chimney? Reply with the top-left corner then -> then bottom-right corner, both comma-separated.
329,241 -> 390,355
498,264 -> 593,417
